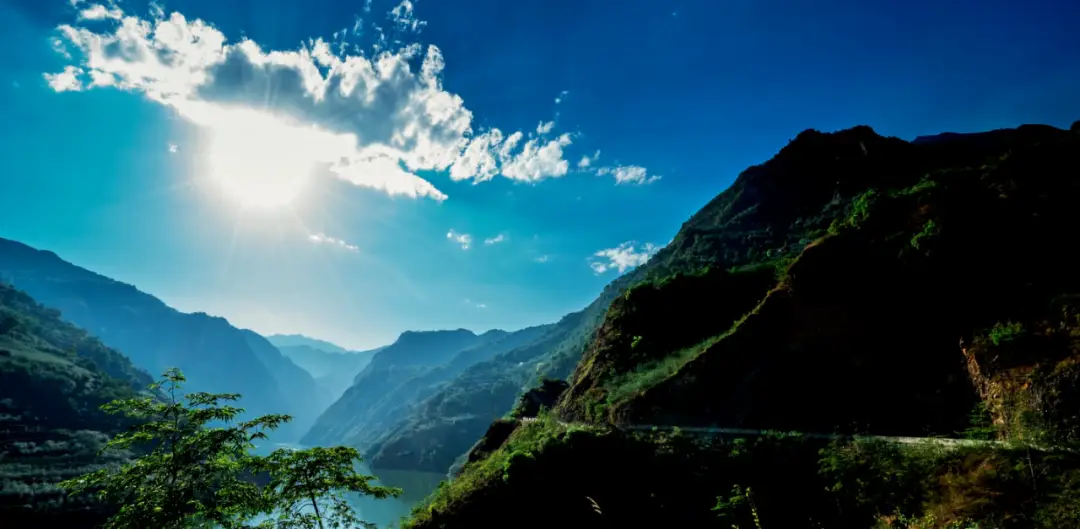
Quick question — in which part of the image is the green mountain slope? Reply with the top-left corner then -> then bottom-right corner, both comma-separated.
354,126 -> 928,477
0,239 -> 323,442
0,282 -> 151,527
403,122 -> 1080,529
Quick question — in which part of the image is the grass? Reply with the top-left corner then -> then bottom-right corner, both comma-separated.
820,438 -> 1080,528
402,412 -> 604,528
603,333 -> 724,406
910,218 -> 940,251
987,321 -> 1025,347
600,301 -> 761,411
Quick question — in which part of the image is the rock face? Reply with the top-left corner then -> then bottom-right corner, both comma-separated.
511,378 -> 570,419
0,239 -> 322,441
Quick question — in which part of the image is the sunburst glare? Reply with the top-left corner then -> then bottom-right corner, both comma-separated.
196,106 -> 356,209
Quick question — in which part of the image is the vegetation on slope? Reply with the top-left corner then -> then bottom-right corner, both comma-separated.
406,414 -> 1080,529
0,282 -> 151,526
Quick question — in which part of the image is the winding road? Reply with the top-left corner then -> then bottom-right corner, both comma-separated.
519,416 -> 1074,452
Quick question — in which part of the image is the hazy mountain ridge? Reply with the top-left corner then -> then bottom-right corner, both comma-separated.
363,306 -> 607,474
0,238 -> 321,441
274,343 -> 383,401
302,328 -> 517,447
266,333 -> 351,354
328,323 -> 557,460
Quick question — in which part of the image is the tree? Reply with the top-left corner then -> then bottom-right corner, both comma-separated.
60,368 -> 401,529
255,446 -> 398,529
0,313 -> 18,335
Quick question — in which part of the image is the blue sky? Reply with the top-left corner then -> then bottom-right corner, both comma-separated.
2,0 -> 1079,349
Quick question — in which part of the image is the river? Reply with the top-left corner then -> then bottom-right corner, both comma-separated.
252,443 -> 446,528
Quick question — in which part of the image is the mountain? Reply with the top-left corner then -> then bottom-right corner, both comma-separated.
239,330 -> 336,431
266,333 -> 350,354
355,276 -> 645,478
401,122 -> 1080,529
0,239 -> 321,441
370,123 -> 1080,479
362,310 -> 602,474
275,344 -> 383,401
0,282 -> 151,527
302,327 -> 553,449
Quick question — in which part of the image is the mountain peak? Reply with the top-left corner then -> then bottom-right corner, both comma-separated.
265,333 -> 350,354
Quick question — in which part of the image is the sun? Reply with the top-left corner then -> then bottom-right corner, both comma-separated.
199,107 -> 351,209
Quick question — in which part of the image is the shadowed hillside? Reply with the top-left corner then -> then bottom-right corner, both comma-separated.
0,282 -> 151,527
402,122 -> 1080,529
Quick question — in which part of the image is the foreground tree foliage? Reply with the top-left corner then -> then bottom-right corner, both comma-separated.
59,368 -> 401,529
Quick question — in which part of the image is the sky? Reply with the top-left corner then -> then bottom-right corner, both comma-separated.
1,0 -> 1079,350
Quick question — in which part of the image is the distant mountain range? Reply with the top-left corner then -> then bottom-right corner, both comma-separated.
303,329 -> 512,446
0,238 -> 330,441
265,333 -> 351,354
267,336 -> 384,401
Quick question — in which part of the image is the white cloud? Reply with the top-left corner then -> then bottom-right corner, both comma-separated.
484,234 -> 506,245
88,69 -> 115,87
534,255 -> 550,263
168,143 -> 178,153
464,298 -> 487,309
589,241 -> 658,274
44,3 -> 601,201
308,232 -> 359,252
78,4 -> 122,20
446,229 -> 472,249
449,129 -> 503,182
43,65 -> 84,92
578,149 -> 600,168
536,120 -> 554,135
555,89 -> 569,104
500,133 -> 573,182
596,164 -> 661,185
389,0 -> 427,33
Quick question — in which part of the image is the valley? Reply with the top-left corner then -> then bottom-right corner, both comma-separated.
4,120 -> 1080,528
